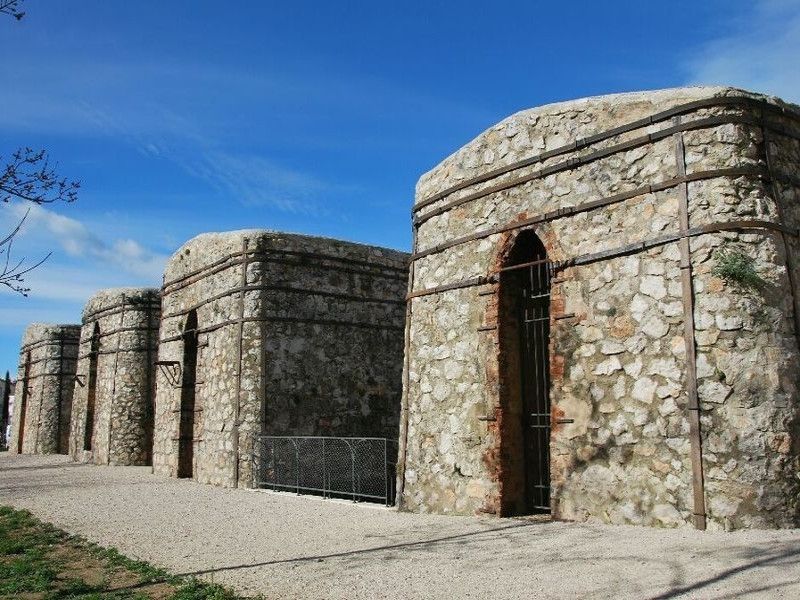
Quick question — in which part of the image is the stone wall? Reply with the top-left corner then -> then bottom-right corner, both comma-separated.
399,86 -> 800,530
68,288 -> 161,466
152,230 -> 408,488
9,324 -> 80,455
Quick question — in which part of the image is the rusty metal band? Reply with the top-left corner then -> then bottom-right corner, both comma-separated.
407,276 -> 496,300
78,325 -> 159,343
82,300 -> 161,324
159,315 -> 404,344
673,120 -> 707,531
17,353 -> 78,370
407,219 -> 798,300
19,337 -> 79,353
499,257 -> 551,273
414,114 -> 771,226
414,95 -> 800,215
18,371 -> 77,383
412,166 -> 769,262
159,284 -> 405,322
162,248 -> 408,293
77,346 -> 157,360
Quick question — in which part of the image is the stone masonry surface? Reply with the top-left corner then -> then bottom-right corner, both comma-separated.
400,86 -> 800,530
9,323 -> 80,455
69,288 -> 161,466
152,230 -> 409,488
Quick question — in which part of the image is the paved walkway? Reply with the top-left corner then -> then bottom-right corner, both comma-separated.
1,453 -> 799,599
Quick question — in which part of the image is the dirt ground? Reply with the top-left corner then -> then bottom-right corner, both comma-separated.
2,453 -> 799,599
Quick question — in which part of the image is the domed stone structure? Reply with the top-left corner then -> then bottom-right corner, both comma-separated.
397,87 -> 800,530
69,288 -> 161,466
152,230 -> 409,489
10,323 -> 80,455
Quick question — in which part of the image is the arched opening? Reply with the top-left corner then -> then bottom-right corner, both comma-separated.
83,323 -> 100,451
177,310 -> 199,478
498,229 -> 551,515
17,352 -> 31,453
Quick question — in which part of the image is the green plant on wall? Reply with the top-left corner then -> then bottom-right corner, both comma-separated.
712,250 -> 764,291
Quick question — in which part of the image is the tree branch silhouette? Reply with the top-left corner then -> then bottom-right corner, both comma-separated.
1,149 -> 80,295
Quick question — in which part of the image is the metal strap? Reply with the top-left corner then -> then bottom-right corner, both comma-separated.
412,165 -> 769,262
407,219 -> 798,300
414,96 -> 800,218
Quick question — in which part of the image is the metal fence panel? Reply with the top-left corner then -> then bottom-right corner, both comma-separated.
253,435 -> 397,505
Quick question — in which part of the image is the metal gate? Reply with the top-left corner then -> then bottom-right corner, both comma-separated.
519,256 -> 551,513
253,436 -> 397,505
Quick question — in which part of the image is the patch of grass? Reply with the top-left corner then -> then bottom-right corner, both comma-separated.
0,506 -> 254,600
172,580 -> 240,600
712,250 -> 765,291
0,547 -> 58,593
86,543 -> 177,584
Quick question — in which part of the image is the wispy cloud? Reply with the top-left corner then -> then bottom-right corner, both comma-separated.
175,151 -> 350,215
6,203 -> 168,283
684,0 -> 800,103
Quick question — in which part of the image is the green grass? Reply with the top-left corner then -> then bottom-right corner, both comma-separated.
0,505 -> 257,600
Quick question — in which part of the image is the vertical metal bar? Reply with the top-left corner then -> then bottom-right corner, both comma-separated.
233,238 -> 248,488
33,357 -> 45,453
145,302 -> 155,466
294,438 -> 300,495
396,224 -> 417,507
17,354 -> 31,453
56,333 -> 64,453
322,438 -> 327,498
384,438 -> 389,506
674,118 -> 706,530
107,295 -> 126,464
349,440 -> 357,502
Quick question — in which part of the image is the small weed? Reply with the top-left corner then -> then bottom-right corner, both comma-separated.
712,251 -> 764,291
172,580 -> 239,600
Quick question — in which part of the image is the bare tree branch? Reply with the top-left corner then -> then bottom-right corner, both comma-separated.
0,0 -> 24,20
1,148 -> 80,205
1,4 -> 82,295
0,149 -> 80,295
0,209 -> 52,296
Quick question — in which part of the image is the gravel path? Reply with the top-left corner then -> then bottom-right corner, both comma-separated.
2,453 -> 799,599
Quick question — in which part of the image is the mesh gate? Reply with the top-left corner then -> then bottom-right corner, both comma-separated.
253,436 -> 398,505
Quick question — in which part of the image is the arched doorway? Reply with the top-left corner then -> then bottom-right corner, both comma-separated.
499,229 -> 552,515
17,352 -> 31,453
177,310 -> 199,478
83,323 -> 100,451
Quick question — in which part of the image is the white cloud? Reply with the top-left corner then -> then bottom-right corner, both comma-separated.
685,0 -> 800,103
5,203 -> 168,283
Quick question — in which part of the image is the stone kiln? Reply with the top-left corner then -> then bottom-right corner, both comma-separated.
69,288 -> 161,466
10,323 -> 80,455
152,230 -> 408,488
398,86 -> 800,530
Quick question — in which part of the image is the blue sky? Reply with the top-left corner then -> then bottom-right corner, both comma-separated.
1,0 -> 799,374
